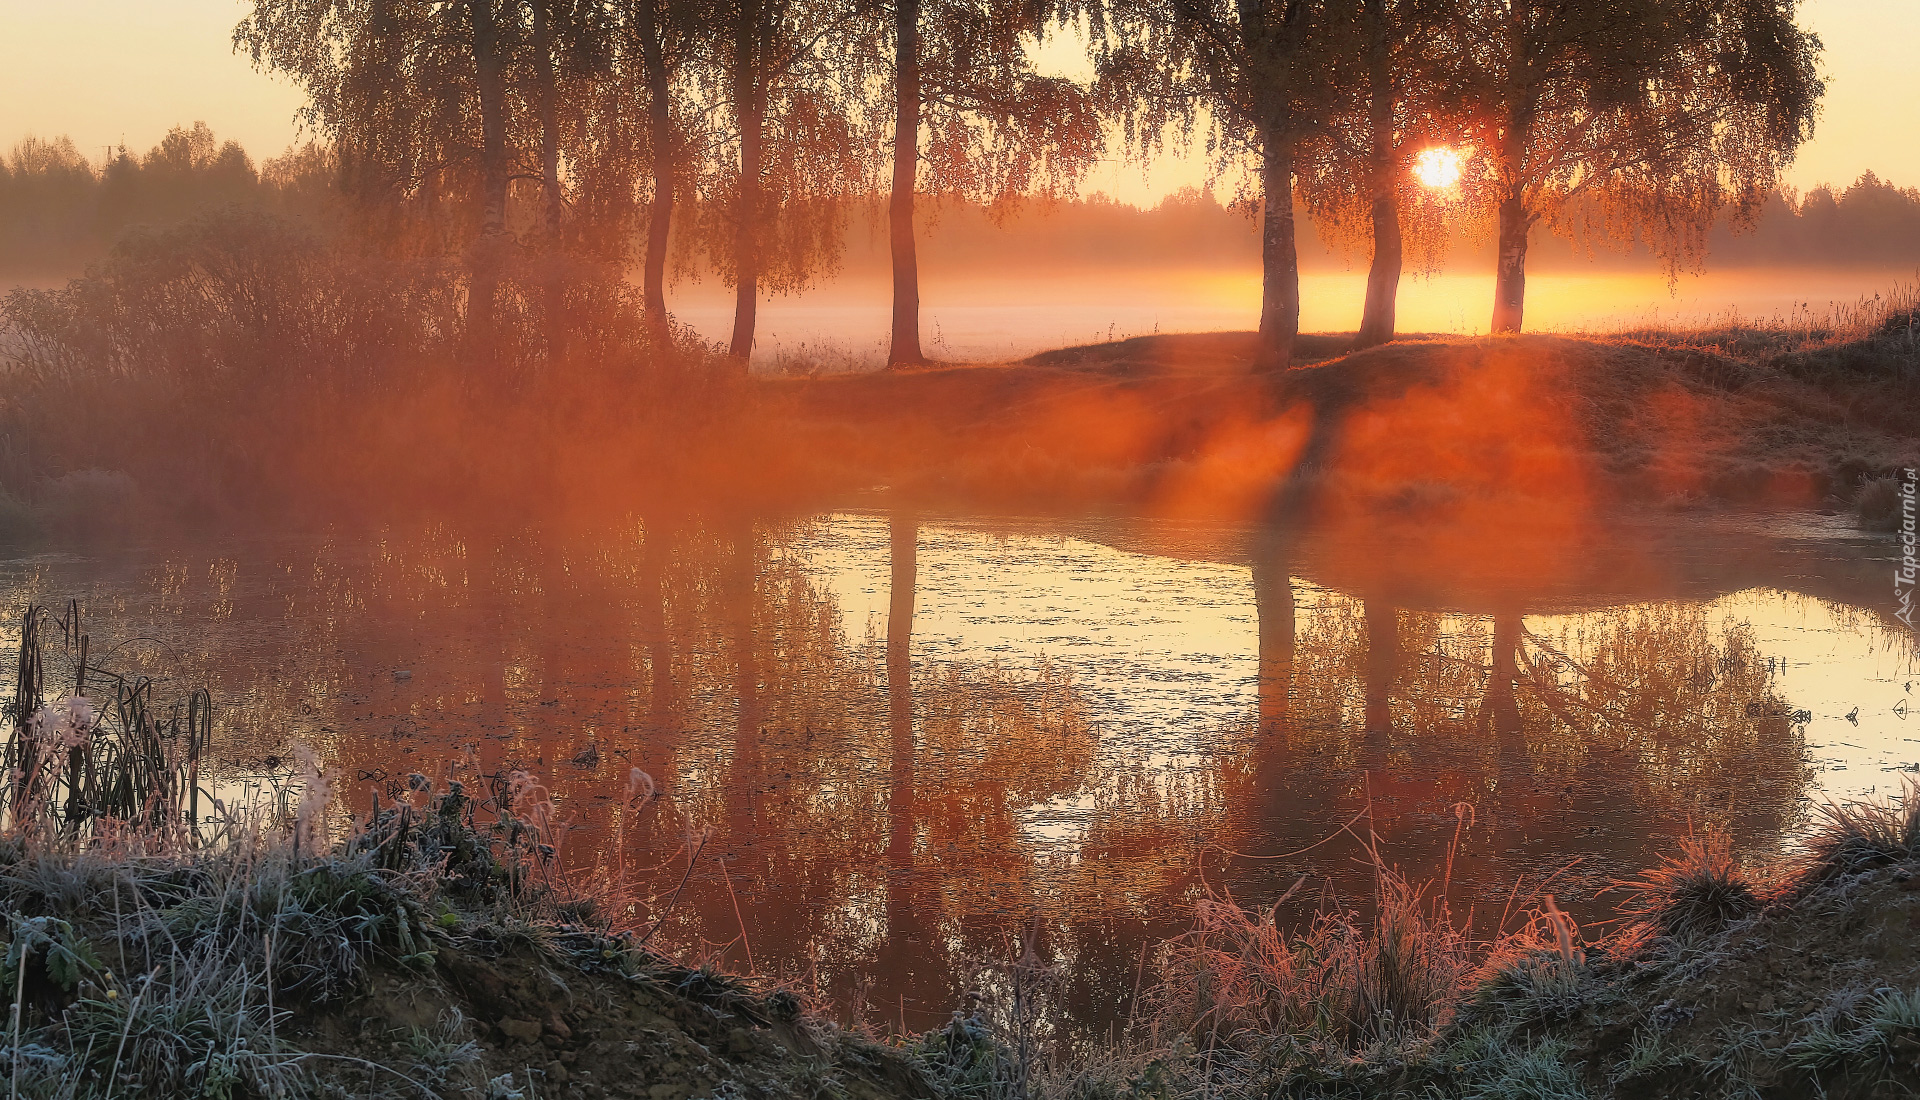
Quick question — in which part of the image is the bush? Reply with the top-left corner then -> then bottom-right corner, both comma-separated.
33,468 -> 138,541
0,207 -> 728,525
0,489 -> 37,546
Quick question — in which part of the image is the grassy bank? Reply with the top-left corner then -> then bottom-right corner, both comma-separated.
0,604 -> 946,1100
759,286 -> 1920,525
3,209 -> 1915,537
1041,799 -> 1920,1100
10,778 -> 1920,1100
6,599 -> 1920,1099
0,822 -> 942,1099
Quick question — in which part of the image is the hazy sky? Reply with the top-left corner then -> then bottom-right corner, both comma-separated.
1,0 -> 1913,205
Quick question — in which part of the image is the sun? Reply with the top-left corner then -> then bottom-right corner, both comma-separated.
1412,147 -> 1463,189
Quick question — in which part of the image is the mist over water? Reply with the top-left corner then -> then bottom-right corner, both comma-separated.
674,266 -> 1916,367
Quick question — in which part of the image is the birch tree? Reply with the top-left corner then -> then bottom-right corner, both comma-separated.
1298,0 -> 1458,348
1091,0 -> 1353,371
699,0 -> 875,367
874,0 -> 1102,367
620,0 -> 704,330
1453,0 -> 1822,333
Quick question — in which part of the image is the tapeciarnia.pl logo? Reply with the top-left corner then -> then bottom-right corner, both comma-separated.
1898,467 -> 1917,628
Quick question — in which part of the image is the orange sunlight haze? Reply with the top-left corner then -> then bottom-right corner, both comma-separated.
1412,147 -> 1463,189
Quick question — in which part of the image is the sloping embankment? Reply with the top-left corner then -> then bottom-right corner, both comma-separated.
754,330 -> 1920,519
293,934 -> 935,1100
1424,863 -> 1920,1099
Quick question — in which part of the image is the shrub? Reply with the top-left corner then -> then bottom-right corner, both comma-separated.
0,207 -> 725,525
0,489 -> 37,546
32,468 -> 139,541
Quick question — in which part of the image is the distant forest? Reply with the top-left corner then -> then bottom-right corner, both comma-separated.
3,126 -> 1916,282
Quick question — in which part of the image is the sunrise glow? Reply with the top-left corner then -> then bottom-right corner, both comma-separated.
1,1 -> 1916,1084
1412,146 -> 1464,189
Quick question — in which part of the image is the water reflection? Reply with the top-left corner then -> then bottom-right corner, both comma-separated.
1483,610 -> 1524,752
0,511 -> 1908,1038
1251,547 -> 1294,740
1220,591 -> 1814,943
880,509 -> 929,1015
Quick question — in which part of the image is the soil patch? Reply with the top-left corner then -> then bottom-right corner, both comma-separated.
288,932 -> 937,1100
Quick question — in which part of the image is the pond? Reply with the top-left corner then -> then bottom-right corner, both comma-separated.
0,510 -> 1912,1039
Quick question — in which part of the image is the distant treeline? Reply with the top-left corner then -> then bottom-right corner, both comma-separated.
842,178 -> 1920,275
7,129 -> 1915,282
0,127 -> 341,279
1719,176 -> 1920,267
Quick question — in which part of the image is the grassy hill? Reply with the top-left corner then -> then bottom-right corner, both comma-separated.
757,322 -> 1920,523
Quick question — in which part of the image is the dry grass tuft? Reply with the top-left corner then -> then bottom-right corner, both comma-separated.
1146,863 -> 1472,1064
1048,792 -> 1920,1100
1617,828 -> 1765,942
1797,782 -> 1920,885
1852,474 -> 1906,531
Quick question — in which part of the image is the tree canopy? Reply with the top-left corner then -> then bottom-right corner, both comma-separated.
1450,0 -> 1823,332
226,0 -> 1827,367
1091,0 -> 1356,370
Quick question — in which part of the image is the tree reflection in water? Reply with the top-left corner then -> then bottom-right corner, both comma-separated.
0,515 -> 1822,1044
1218,575 -> 1811,964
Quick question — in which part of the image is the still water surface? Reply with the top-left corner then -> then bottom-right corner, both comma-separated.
1,512 -> 1912,1035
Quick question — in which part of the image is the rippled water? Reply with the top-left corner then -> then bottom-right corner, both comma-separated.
0,511 -> 1911,1035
